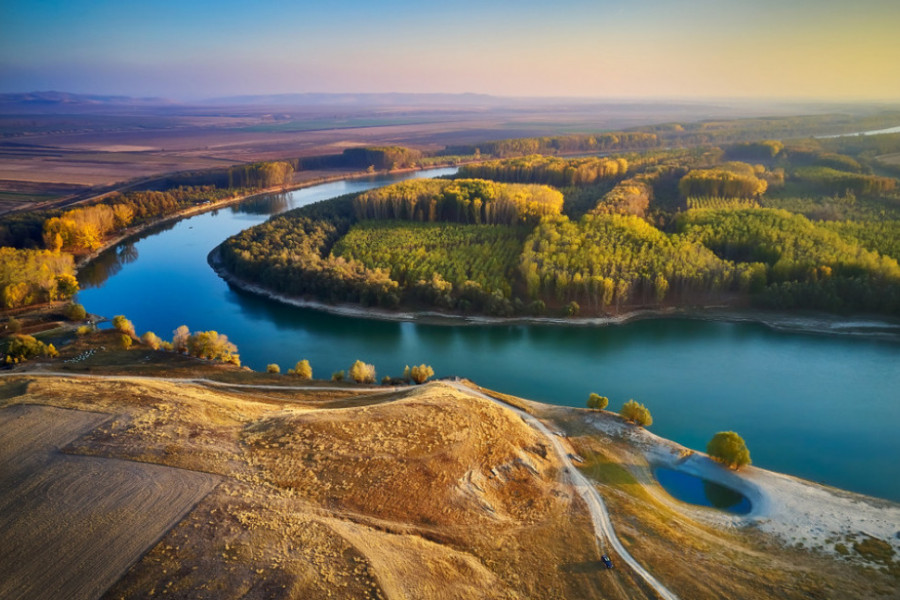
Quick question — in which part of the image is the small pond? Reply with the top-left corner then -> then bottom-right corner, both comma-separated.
654,467 -> 752,514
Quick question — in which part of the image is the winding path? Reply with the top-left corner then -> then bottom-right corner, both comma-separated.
444,381 -> 679,600
4,371 -> 678,599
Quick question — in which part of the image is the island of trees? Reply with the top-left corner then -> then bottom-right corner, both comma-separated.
217,132 -> 900,318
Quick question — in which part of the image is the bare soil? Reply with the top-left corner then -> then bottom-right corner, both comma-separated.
0,404 -> 220,600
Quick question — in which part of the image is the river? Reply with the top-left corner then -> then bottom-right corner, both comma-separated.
76,168 -> 900,502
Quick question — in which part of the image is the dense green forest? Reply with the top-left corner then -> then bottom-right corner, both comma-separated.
219,127 -> 900,317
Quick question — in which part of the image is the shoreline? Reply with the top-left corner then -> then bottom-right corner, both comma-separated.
576,404 -> 900,559
208,246 -> 900,339
74,163 -> 460,270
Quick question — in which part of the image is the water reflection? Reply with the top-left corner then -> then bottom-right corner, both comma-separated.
79,242 -> 140,289
231,193 -> 290,215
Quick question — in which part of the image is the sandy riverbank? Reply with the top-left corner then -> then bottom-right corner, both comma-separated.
585,410 -> 900,560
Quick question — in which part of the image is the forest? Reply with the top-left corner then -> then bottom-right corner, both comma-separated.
219,129 -> 900,318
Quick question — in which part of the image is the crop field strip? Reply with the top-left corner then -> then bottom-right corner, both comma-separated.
0,404 -> 220,600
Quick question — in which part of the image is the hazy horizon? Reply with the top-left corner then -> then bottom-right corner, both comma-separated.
2,0 -> 899,102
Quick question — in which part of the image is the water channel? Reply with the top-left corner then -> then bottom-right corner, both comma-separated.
76,168 -> 900,502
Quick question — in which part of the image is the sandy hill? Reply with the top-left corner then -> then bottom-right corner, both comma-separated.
0,372 -> 896,599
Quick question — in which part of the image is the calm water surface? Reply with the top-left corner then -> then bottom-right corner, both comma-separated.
77,168 -> 900,502
654,467 -> 751,514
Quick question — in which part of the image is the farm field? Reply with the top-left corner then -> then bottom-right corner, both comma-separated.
0,403 -> 219,600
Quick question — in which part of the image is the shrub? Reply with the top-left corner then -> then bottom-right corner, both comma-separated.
141,331 -> 161,350
76,325 -> 92,336
7,318 -> 22,334
706,431 -> 751,469
331,370 -> 345,382
266,363 -> 280,374
118,334 -> 133,350
64,303 -> 87,321
587,393 -> 609,410
3,334 -> 58,363
112,314 -> 135,336
289,359 -> 312,379
349,360 -> 376,383
409,364 -> 435,384
620,399 -> 652,427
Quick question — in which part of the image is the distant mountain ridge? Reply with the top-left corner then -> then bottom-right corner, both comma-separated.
0,91 -> 174,106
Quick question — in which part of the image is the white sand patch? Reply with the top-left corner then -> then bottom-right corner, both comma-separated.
589,413 -> 900,560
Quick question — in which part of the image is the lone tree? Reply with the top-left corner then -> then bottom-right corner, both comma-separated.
587,393 -> 609,411
620,399 -> 652,427
349,360 -> 376,384
409,364 -> 435,384
266,363 -> 280,374
289,359 -> 312,380
707,431 -> 751,470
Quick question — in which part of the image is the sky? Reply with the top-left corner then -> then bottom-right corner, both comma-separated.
2,0 -> 899,101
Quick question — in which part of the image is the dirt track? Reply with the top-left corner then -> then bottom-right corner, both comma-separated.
0,404 -> 220,600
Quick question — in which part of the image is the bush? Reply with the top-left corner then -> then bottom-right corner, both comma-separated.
331,370 -> 345,382
3,334 -> 58,363
706,431 -> 751,470
118,334 -> 133,350
587,393 -> 609,410
186,330 -> 240,365
409,364 -> 435,384
620,399 -> 652,427
289,359 -> 312,379
112,314 -> 135,336
7,318 -> 22,334
76,325 -> 92,336
349,359 -> 376,383
141,331 -> 161,350
266,363 -> 280,374
64,303 -> 87,321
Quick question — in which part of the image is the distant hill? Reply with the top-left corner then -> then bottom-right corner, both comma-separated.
0,91 -> 174,106
202,92 -> 501,107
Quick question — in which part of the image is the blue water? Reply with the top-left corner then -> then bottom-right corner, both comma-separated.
654,467 -> 751,514
76,168 -> 900,502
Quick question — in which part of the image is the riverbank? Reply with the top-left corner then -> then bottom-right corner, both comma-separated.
571,404 -> 900,562
208,246 -> 900,340
73,163 -> 461,270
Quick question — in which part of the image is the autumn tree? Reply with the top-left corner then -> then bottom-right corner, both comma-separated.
409,364 -> 435,384
141,331 -> 161,350
349,360 -> 376,383
288,359 -> 313,379
266,363 -> 280,374
587,393 -> 609,410
64,303 -> 87,321
707,431 -> 751,470
112,315 -> 135,337
3,334 -> 58,363
620,399 -> 652,427
186,330 -> 240,365
172,325 -> 190,353
119,334 -> 133,350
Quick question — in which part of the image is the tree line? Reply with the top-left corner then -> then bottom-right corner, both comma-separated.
353,179 -> 563,226
458,155 -> 629,187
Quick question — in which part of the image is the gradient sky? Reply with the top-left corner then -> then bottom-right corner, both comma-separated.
2,0 -> 899,101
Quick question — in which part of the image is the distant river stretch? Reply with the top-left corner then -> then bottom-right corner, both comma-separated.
77,168 -> 900,502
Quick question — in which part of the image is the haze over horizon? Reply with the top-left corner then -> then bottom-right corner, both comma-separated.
2,0 -> 899,102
